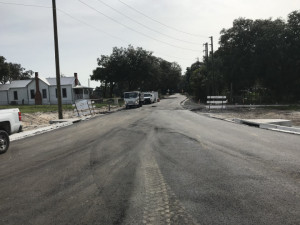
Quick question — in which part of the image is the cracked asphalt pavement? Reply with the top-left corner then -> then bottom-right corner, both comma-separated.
0,94 -> 300,225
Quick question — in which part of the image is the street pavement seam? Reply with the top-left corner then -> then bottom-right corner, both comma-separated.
141,147 -> 199,225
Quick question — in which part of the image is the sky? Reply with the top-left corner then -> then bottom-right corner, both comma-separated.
0,0 -> 299,88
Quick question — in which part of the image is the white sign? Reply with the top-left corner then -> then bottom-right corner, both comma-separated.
74,99 -> 94,116
76,99 -> 89,111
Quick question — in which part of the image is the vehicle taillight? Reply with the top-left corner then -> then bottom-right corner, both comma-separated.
18,112 -> 22,121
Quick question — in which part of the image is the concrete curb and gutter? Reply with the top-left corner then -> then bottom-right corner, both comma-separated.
233,118 -> 300,135
11,107 -> 124,142
181,98 -> 300,135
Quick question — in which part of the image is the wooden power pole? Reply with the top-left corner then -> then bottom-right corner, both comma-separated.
52,0 -> 63,119
209,36 -> 215,96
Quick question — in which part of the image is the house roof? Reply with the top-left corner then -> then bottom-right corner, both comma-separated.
10,80 -> 32,88
39,77 -> 50,86
73,85 -> 93,89
46,77 -> 78,86
0,76 -> 80,91
0,84 -> 11,91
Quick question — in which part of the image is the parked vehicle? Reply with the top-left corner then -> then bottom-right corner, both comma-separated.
0,108 -> 22,154
152,91 -> 159,102
143,92 -> 155,104
124,91 -> 144,108
143,91 -> 158,104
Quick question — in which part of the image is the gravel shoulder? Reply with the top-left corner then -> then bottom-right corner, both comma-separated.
21,105 -> 123,131
183,98 -> 300,127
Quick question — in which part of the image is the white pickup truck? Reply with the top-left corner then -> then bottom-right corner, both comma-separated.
0,108 -> 22,154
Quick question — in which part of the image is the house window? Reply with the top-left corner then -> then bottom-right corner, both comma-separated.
42,89 -> 47,99
62,88 -> 67,98
30,89 -> 35,99
55,88 -> 67,98
13,91 -> 18,100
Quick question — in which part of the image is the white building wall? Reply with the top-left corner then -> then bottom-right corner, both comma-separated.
49,86 -> 57,104
8,88 -> 29,105
27,79 -> 52,105
62,85 -> 74,104
27,81 -> 36,105
0,77 -> 78,105
0,91 -> 8,105
49,85 -> 74,104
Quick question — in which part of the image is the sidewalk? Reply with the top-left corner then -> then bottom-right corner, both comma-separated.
182,97 -> 300,135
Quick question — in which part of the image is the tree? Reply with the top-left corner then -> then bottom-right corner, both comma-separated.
285,11 -> 300,100
91,45 -> 182,97
0,56 -> 33,84
184,10 -> 300,103
214,11 -> 300,102
0,56 -> 9,84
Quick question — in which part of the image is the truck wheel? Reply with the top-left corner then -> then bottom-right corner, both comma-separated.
0,130 -> 9,154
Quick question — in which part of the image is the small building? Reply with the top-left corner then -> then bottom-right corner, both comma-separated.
0,73 -> 93,105
0,84 -> 11,105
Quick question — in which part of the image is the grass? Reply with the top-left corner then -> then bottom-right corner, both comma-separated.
94,103 -> 109,108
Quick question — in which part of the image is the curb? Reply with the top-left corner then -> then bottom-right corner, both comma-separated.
10,121 -> 74,142
232,118 -> 300,135
11,107 -> 125,142
191,112 -> 300,136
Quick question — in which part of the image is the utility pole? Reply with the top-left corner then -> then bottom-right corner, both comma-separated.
203,42 -> 208,61
52,0 -> 63,119
209,36 -> 215,96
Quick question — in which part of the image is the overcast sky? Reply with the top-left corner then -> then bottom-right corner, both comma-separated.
0,0 -> 299,88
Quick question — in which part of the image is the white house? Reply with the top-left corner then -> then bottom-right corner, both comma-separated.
0,84 -> 10,105
0,73 -> 93,105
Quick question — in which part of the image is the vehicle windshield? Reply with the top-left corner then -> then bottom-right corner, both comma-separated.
144,94 -> 151,97
124,92 -> 138,98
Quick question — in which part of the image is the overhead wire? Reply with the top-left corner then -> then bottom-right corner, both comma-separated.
78,0 -> 202,52
0,1 -> 51,9
0,1 -> 198,61
0,1 -> 129,44
95,0 -> 200,45
118,0 -> 208,38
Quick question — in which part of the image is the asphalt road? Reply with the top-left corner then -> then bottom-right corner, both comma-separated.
1,94 -> 300,225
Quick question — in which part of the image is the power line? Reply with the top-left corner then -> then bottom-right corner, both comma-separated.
118,0 -> 207,38
95,0 -> 200,45
0,1 -> 51,8
57,9 -> 129,44
0,1 -> 129,44
0,1 -> 199,61
78,0 -> 201,52
152,51 -> 195,61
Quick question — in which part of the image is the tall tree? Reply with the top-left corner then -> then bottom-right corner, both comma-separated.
0,56 -> 9,84
0,56 -> 33,84
91,45 -> 182,97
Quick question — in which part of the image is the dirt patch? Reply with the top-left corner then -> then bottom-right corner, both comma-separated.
183,99 -> 300,126
21,111 -> 76,131
21,106 -> 123,131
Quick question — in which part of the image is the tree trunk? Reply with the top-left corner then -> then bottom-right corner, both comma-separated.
109,82 -> 114,98
103,81 -> 107,98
